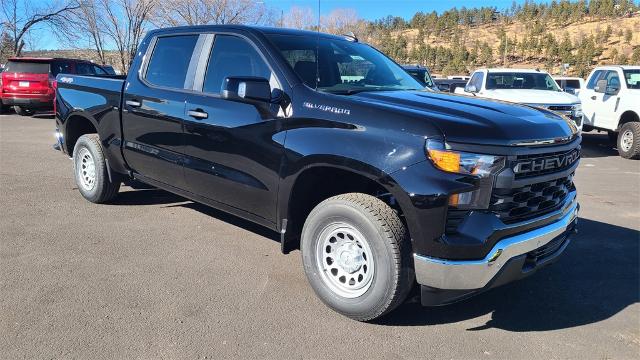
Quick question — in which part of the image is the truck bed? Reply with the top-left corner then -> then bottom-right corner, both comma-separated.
55,73 -> 128,175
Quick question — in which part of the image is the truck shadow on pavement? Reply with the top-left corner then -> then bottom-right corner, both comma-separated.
377,218 -> 639,330
111,189 -> 638,331
580,131 -> 619,158
111,188 -> 281,243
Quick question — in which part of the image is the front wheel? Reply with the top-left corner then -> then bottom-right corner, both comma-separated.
301,193 -> 414,321
617,122 -> 640,159
73,134 -> 120,203
13,106 -> 34,116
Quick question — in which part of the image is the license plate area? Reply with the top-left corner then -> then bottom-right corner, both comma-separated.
18,81 -> 29,87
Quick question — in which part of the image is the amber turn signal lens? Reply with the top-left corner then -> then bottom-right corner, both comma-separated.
427,149 -> 460,173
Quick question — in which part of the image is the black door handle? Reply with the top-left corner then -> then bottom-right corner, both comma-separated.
125,99 -> 141,107
591,96 -> 596,100
188,109 -> 208,120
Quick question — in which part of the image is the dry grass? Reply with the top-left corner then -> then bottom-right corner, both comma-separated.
402,16 -> 640,73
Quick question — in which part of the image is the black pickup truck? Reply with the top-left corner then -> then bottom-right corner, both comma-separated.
55,25 -> 580,321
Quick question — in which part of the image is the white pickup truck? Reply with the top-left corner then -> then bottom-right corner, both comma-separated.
580,66 -> 640,159
456,68 -> 583,131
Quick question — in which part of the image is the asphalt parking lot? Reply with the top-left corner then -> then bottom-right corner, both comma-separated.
1,113 -> 638,359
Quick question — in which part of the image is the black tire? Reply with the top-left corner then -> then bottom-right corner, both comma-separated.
13,106 -> 34,116
301,193 -> 414,321
617,122 -> 640,159
72,134 -> 120,203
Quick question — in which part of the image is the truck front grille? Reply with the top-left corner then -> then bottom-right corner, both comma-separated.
514,148 -> 580,179
489,174 -> 575,224
546,105 -> 573,112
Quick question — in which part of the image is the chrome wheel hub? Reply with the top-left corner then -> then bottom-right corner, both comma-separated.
336,242 -> 365,274
77,148 -> 96,191
621,130 -> 634,152
316,223 -> 374,298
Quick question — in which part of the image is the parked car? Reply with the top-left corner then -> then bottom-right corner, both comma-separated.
456,68 -> 583,130
402,64 -> 438,90
55,25 -> 580,321
554,76 -> 585,95
580,65 -> 640,159
434,78 -> 468,93
0,57 -> 109,116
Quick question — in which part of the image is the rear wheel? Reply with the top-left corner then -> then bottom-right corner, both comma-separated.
301,193 -> 414,321
73,134 -> 120,203
13,106 -> 34,116
617,122 -> 640,159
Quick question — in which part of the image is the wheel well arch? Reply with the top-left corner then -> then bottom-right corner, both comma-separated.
64,114 -> 98,154
618,110 -> 639,129
282,165 -> 404,251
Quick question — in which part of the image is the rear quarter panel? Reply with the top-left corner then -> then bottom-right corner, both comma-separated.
56,75 -> 128,174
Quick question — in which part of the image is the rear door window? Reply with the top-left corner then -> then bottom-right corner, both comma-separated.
93,65 -> 107,75
4,61 -> 49,74
51,61 -> 73,76
75,62 -> 95,75
145,35 -> 200,89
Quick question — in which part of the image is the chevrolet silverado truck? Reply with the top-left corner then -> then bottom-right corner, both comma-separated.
579,66 -> 640,159
456,68 -> 584,131
55,26 -> 580,321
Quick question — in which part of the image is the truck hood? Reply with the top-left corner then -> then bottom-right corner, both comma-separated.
353,90 -> 578,146
481,89 -> 579,105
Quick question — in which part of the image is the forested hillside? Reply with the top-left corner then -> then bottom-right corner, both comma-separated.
364,0 -> 640,76
16,0 -> 640,77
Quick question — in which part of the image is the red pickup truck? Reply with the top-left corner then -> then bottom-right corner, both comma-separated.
1,57 -> 109,116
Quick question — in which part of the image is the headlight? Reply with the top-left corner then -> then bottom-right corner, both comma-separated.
426,139 -> 504,177
426,139 -> 505,209
572,103 -> 582,118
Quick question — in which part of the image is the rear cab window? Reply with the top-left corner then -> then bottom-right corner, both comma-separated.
4,61 -> 50,74
144,35 -> 200,89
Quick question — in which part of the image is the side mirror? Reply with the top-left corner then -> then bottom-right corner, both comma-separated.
465,84 -> 478,93
221,76 -> 272,104
594,79 -> 608,93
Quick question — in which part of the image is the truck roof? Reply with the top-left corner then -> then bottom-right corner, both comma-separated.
592,65 -> 640,71
149,25 -> 354,42
8,57 -> 96,63
476,68 -> 549,74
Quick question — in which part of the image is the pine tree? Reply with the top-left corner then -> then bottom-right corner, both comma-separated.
625,29 -> 633,44
631,47 -> 640,64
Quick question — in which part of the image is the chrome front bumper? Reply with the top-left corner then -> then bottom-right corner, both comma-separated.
414,194 -> 579,290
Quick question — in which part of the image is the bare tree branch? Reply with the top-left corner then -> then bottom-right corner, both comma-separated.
1,0 -> 79,56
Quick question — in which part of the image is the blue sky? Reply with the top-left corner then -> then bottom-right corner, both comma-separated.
271,0 -> 525,19
28,0 -> 540,50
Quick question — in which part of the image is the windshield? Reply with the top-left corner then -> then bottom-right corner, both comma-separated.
486,72 -> 561,91
624,70 -> 640,89
266,34 -> 423,94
